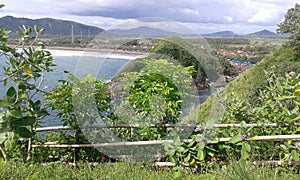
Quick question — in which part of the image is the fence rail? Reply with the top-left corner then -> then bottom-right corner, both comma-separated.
32,123 -> 300,167
35,123 -> 300,132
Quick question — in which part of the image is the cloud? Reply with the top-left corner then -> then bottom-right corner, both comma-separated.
0,0 -> 298,33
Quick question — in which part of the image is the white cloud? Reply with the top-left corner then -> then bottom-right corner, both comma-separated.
0,0 -> 298,34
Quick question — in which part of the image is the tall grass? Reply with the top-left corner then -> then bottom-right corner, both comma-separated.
0,161 -> 299,179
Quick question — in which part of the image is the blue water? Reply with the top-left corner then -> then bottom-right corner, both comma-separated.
0,54 -> 130,127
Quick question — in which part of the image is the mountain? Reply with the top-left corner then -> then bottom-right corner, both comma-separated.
203,31 -> 237,37
0,16 -> 104,37
248,29 -> 277,36
109,26 -> 179,37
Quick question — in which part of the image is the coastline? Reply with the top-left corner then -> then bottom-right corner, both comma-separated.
46,47 -> 149,60
46,46 -> 149,55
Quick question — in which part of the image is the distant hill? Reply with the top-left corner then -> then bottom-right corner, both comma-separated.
248,29 -> 276,36
0,16 -> 104,37
203,31 -> 237,37
109,26 -> 179,37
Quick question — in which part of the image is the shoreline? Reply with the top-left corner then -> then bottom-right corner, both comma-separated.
46,46 -> 150,56
45,47 -> 149,60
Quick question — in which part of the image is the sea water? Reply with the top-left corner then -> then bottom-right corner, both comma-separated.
0,50 -> 139,127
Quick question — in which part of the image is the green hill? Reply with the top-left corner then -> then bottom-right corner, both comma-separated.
0,16 -> 104,37
196,46 -> 300,123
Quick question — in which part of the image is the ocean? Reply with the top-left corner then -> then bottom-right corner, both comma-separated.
0,50 -> 145,127
0,50 -> 211,127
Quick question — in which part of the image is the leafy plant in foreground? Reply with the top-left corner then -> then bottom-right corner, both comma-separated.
0,25 -> 55,162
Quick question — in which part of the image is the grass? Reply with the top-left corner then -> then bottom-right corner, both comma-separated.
0,161 -> 299,179
195,46 -> 300,123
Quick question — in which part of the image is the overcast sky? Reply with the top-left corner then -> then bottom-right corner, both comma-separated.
0,0 -> 298,34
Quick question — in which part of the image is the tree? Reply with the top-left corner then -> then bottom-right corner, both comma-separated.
0,25 -> 55,162
277,3 -> 300,55
150,37 -> 223,90
113,59 -> 196,140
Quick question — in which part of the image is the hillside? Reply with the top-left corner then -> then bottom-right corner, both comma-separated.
0,16 -> 104,37
248,29 -> 276,36
195,46 -> 300,123
109,26 -> 179,37
204,31 -> 237,37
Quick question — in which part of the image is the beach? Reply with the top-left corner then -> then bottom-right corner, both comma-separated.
46,46 -> 149,60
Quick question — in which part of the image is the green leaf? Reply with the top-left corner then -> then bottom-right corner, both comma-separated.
16,127 -> 35,138
240,121 -> 247,128
229,134 -> 243,144
3,78 -> 7,87
291,150 -> 300,161
34,100 -> 41,110
207,140 -> 219,144
197,149 -> 205,161
37,109 -> 49,119
0,100 -> 11,108
295,89 -> 300,96
6,87 -> 16,99
18,89 -> 26,99
184,153 -> 191,163
197,141 -> 206,150
0,132 -> 7,144
276,96 -> 297,100
173,171 -> 181,179
4,132 -> 18,151
15,116 -> 36,126
7,109 -> 22,119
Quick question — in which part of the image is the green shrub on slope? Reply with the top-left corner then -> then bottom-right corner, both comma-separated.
196,47 -> 300,123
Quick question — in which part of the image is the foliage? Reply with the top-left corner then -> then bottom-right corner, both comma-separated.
196,46 -> 300,123
44,75 -> 112,131
163,71 -> 299,176
32,132 -> 107,163
0,25 -> 55,162
112,59 -> 195,141
150,36 -> 223,89
277,3 -> 300,55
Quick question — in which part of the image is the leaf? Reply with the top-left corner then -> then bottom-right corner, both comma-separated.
229,134 -> 243,144
7,109 -> 22,119
0,132 -> 7,144
189,158 -> 196,166
197,149 -> 205,161
0,100 -> 11,108
291,150 -> 300,161
184,153 -> 191,163
173,171 -> 181,179
18,89 -> 25,99
207,140 -> 219,144
24,65 -> 33,76
197,141 -> 206,150
6,87 -> 16,99
16,127 -> 35,138
3,78 -> 7,87
4,132 -> 18,152
295,89 -> 300,96
276,96 -> 296,100
15,116 -> 36,126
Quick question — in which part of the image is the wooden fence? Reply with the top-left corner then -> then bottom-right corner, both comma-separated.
32,123 -> 300,166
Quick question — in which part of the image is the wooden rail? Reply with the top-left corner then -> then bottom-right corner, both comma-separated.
32,134 -> 300,148
35,123 -> 300,132
32,124 -> 300,167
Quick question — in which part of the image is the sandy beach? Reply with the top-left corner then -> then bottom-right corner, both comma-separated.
46,46 -> 149,60
46,46 -> 149,55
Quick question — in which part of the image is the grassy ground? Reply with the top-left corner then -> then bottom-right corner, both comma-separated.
0,161 -> 299,179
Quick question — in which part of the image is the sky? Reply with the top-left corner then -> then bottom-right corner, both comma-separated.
0,0 -> 298,34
